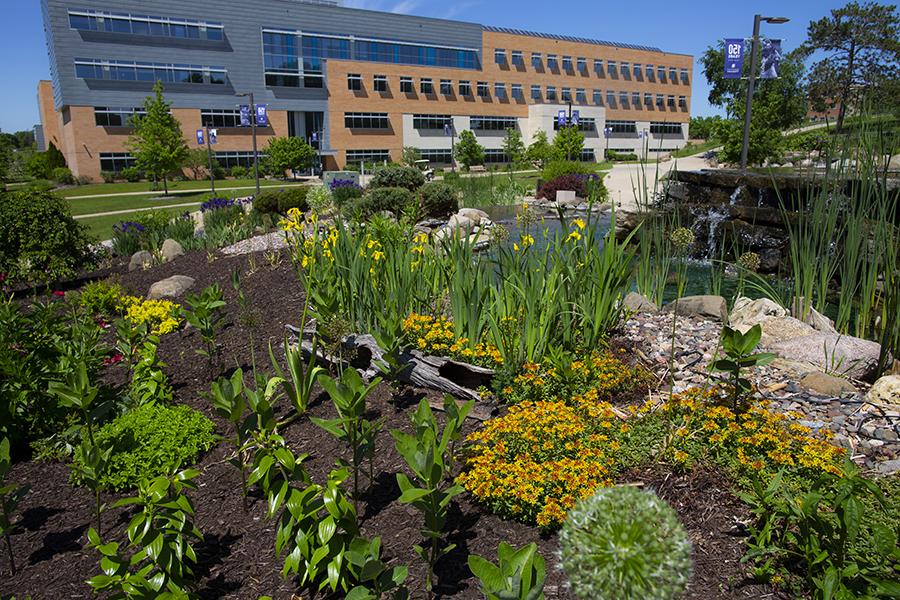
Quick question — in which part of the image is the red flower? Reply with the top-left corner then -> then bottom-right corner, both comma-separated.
53,290 -> 65,297
103,353 -> 124,366
0,273 -> 6,283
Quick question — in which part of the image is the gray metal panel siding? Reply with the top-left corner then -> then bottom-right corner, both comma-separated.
43,0 -> 484,112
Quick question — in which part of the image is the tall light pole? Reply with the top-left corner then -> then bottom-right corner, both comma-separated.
603,126 -> 613,160
204,122 -> 216,195
236,92 -> 261,195
740,14 -> 789,169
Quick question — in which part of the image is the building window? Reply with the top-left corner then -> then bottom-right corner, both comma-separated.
621,61 -> 630,76
353,39 -> 478,69
99,152 -> 136,172
669,67 -> 677,81
400,76 -> 413,93
484,149 -> 510,163
511,83 -> 523,99
594,59 -> 603,74
606,90 -> 615,105
374,74 -> 388,92
633,63 -> 642,77
68,10 -> 224,41
679,95 -> 687,107
562,56 -> 573,71
619,91 -> 629,105
347,73 -> 362,91
650,122 -> 683,135
577,57 -> 587,72
656,93 -> 664,107
346,149 -> 390,165
607,120 -> 637,134
263,31 -> 348,88
531,85 -> 542,101
644,92 -> 653,106
420,78 -> 434,94
593,89 -> 602,105
680,68 -> 689,82
440,79 -> 453,95
470,115 -> 518,131
477,81 -> 489,98
201,108 -> 243,128
494,82 -> 506,99
214,151 -> 264,169
75,58 -> 226,85
632,92 -> 641,106
579,148 -> 597,162
657,66 -> 666,81
667,94 -> 676,107
546,86 -> 557,101
94,106 -> 145,127
494,48 -> 506,64
531,52 -> 542,69
607,60 -> 617,75
418,149 -> 453,164
554,116 -> 595,132
547,54 -> 558,69
646,64 -> 655,79
413,114 -> 451,130
576,88 -> 586,103
459,80 -> 472,96
344,112 -> 390,129
561,87 -> 571,102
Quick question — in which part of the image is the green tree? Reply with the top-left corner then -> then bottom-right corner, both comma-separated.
45,142 -> 67,170
525,129 -> 555,169
0,138 -> 12,184
183,148 -> 214,180
800,1 -> 900,131
453,130 -> 485,170
553,126 -> 585,161
127,82 -> 188,195
401,146 -> 422,166
688,116 -> 723,140
265,137 -> 316,179
501,128 -> 526,167
715,105 -> 785,166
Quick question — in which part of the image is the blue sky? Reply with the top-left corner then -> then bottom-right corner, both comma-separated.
0,0 -> 848,134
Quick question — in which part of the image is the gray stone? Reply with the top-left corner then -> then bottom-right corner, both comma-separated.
866,375 -> 900,406
446,214 -> 476,234
623,292 -> 659,314
160,238 -> 184,263
128,250 -> 153,272
876,428 -> 898,442
457,208 -> 489,225
799,371 -> 858,397
876,459 -> 900,475
729,296 -> 786,329
148,275 -> 195,300
661,295 -> 728,322
791,297 -> 837,333
769,333 -> 882,380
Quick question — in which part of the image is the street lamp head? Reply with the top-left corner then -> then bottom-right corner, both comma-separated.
763,16 -> 790,24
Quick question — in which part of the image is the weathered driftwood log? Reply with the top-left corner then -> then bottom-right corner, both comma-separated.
285,324 -> 495,403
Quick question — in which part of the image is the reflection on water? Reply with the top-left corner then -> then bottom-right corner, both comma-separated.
481,204 -> 614,253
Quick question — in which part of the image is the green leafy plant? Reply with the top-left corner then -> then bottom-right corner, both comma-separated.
712,324 -> 776,411
78,280 -> 126,316
420,182 -> 458,218
182,284 -> 227,365
128,335 -> 173,406
72,403 -> 215,492
345,536 -> 410,599
369,164 -> 426,192
86,469 -> 203,598
71,435 -> 113,533
1,437 -> 29,575
559,486 -> 692,600
391,396 -> 472,593
312,368 -> 383,512
208,369 -> 251,511
114,317 -> 148,374
467,542 -> 546,600
269,336 -> 325,416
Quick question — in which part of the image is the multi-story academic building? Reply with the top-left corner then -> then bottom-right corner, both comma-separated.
38,0 -> 693,181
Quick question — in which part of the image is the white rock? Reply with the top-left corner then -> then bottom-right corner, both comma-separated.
769,333 -> 882,380
866,375 -> 900,406
160,239 -> 184,263
128,250 -> 153,272
662,295 -> 728,322
148,275 -> 195,300
457,208 -> 489,225
446,214 -> 476,234
623,292 -> 658,314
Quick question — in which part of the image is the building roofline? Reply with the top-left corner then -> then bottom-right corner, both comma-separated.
483,25 -> 693,57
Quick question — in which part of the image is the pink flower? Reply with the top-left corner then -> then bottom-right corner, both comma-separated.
103,353 -> 124,366
0,273 -> 6,283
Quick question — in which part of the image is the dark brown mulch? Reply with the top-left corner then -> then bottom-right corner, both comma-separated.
2,247 -> 778,599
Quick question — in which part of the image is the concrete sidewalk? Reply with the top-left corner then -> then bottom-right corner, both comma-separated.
74,200 -> 204,220
65,181 -> 308,201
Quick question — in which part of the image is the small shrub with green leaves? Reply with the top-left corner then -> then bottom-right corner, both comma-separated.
253,188 -> 309,215
230,165 -> 248,178
420,182 -> 458,218
52,166 -> 74,185
712,324 -> 775,411
0,189 -> 95,283
306,184 -> 333,214
468,542 -> 546,600
540,160 -> 595,182
182,284 -> 227,363
392,396 -> 472,592
347,187 -> 416,220
78,279 -> 126,316
72,403 -> 215,492
121,166 -> 141,182
1,437 -> 29,575
559,486 -> 692,600
86,469 -> 203,598
369,164 -> 425,192
128,335 -> 173,406
100,170 -> 116,183
606,151 -> 638,161
331,181 -> 365,207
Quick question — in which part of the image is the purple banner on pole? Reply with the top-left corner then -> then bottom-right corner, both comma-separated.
760,39 -> 783,79
571,110 -> 580,126
209,129 -> 217,145
724,38 -> 745,79
239,105 -> 251,127
196,129 -> 204,145
557,109 -> 567,127
256,104 -> 268,127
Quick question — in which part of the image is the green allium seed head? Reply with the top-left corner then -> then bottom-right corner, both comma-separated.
559,486 -> 692,600
669,227 -> 696,252
737,251 -> 761,273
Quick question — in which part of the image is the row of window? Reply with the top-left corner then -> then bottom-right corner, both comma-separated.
347,74 -> 687,108
100,151 -> 262,172
413,147 -> 597,164
346,149 -> 391,164
75,59 -> 227,85
94,106 -> 146,127
494,49 -> 688,83
68,10 -> 224,41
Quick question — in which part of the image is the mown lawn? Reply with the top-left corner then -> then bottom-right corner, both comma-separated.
60,178 -> 308,198
79,205 -> 200,240
67,191 -> 209,216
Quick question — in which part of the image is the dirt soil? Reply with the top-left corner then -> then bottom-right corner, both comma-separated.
1,248 -> 781,599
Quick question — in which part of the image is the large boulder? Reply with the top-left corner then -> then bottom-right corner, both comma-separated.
446,214 -> 476,234
128,250 -> 153,272
729,296 -> 817,347
160,239 -> 184,263
799,371 -> 857,396
148,275 -> 195,300
866,375 -> 900,406
769,333 -> 882,380
623,292 -> 658,314
457,208 -> 489,225
790,298 -> 837,333
662,295 -> 728,322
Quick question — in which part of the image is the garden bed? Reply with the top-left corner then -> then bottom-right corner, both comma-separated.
2,247 -> 783,599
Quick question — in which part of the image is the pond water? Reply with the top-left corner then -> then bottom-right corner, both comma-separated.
480,204 -> 613,253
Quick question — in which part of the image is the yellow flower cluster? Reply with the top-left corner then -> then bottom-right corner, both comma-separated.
122,296 -> 182,335
660,387 -> 845,478
401,313 -> 503,366
458,395 -> 627,529
504,351 -> 651,406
